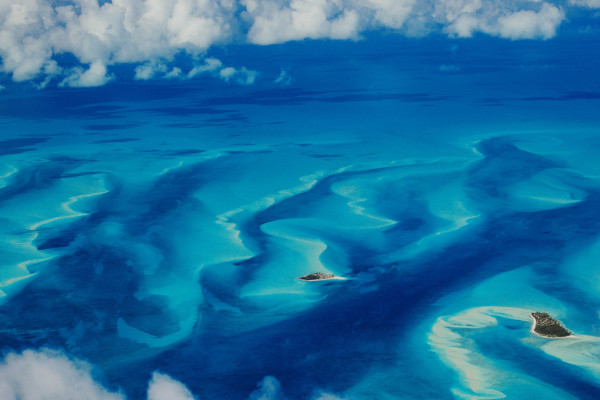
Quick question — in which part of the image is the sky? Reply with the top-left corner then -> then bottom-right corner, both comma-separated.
0,0 -> 600,89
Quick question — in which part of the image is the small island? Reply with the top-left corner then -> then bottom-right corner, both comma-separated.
298,272 -> 342,281
531,312 -> 571,338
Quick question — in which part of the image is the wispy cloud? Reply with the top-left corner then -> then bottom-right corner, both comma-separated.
247,376 -> 285,400
274,69 -> 293,86
133,57 -> 257,84
569,0 -> 600,8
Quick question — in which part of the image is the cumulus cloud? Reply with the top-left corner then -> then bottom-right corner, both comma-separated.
0,350 -> 196,400
134,62 -> 168,81
243,0 -> 567,43
60,60 -> 113,87
243,0 -> 362,45
437,0 -> 565,39
0,350 -> 294,400
147,372 -> 196,400
0,0 -> 587,87
0,349 -> 124,400
364,0 -> 415,29
0,0 -> 238,86
496,3 -> 565,39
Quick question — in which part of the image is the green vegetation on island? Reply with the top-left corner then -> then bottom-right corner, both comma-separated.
531,312 -> 571,338
298,272 -> 336,281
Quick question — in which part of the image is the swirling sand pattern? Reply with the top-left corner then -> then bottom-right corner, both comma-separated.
1,133 -> 600,399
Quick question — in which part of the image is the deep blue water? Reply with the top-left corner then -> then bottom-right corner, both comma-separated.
1,35 -> 600,399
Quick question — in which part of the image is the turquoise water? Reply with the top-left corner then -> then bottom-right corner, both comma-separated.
1,35 -> 600,399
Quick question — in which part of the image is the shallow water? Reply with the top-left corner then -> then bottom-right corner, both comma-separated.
1,35 -> 600,399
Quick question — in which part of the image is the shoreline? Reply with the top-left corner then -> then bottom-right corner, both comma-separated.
297,276 -> 347,282
529,313 -> 573,339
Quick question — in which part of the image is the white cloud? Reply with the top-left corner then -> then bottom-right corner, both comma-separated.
247,376 -> 284,400
495,3 -> 565,39
134,62 -> 168,81
60,60 -> 113,87
274,69 -> 292,85
312,392 -> 347,400
147,372 -> 196,400
185,57 -> 257,84
188,57 -> 223,78
445,14 -> 480,37
243,0 -> 362,45
164,67 -> 183,79
133,56 -> 255,84
219,66 -> 237,80
0,350 -> 295,400
438,0 -> 565,39
218,66 -> 258,85
0,350 -> 196,400
0,349 -> 124,400
0,0 -> 237,85
434,0 -> 483,23
365,0 -> 415,29
0,0 -> 589,87
570,0 -> 600,8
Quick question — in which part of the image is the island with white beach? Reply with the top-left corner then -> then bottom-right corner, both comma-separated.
531,312 -> 571,338
297,272 -> 345,281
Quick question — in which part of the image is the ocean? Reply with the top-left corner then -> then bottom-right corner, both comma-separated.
1,33 -> 600,399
